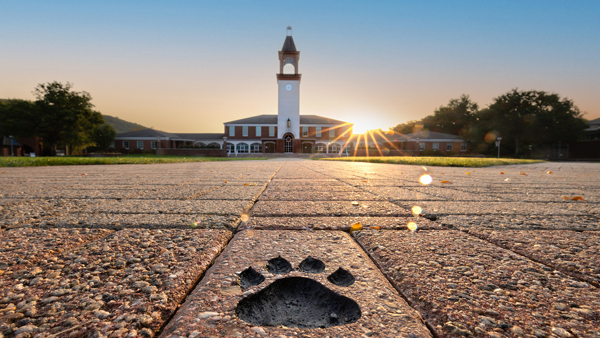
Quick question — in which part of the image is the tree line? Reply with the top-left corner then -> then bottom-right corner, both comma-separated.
0,82 -> 116,156
392,89 -> 587,157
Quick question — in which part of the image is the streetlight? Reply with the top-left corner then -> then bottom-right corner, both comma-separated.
495,137 -> 502,158
415,138 -> 420,156
223,137 -> 228,156
9,136 -> 14,156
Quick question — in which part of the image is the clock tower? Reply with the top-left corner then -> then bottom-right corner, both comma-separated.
277,26 -> 301,139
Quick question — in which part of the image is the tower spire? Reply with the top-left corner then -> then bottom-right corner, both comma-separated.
286,26 -> 292,36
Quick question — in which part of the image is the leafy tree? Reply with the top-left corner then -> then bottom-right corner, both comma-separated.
425,95 -> 478,138
483,89 -> 586,156
92,123 -> 117,151
0,99 -> 38,138
33,82 -> 103,155
392,120 -> 422,135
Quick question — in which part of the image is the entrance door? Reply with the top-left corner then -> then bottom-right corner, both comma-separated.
284,136 -> 293,153
264,143 -> 275,153
302,143 -> 312,153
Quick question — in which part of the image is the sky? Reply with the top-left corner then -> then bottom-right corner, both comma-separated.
1,1 -> 599,134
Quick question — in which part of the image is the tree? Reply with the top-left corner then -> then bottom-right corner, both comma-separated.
484,89 -> 587,156
392,120 -> 423,135
33,82 -> 104,155
92,124 -> 117,151
0,99 -> 38,138
425,95 -> 478,137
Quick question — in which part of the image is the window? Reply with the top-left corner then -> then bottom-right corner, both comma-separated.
419,143 -> 425,151
227,143 -> 235,153
137,141 -> 143,149
315,143 -> 325,153
251,143 -> 261,153
447,143 -> 453,151
461,142 -> 467,151
110,141 -> 115,149
243,126 -> 248,137
329,128 -> 335,138
269,126 -> 275,137
229,126 -> 235,137
236,143 -> 249,153
316,127 -> 321,137
123,141 -> 129,149
302,126 -> 308,137
328,144 -> 340,153
256,126 -> 261,137
151,141 -> 157,149
432,143 -> 439,151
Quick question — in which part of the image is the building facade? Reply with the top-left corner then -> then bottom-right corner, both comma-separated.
114,27 -> 353,156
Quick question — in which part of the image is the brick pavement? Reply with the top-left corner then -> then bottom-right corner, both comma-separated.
0,160 -> 599,337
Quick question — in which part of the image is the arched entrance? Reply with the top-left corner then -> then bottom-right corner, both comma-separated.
284,135 -> 293,153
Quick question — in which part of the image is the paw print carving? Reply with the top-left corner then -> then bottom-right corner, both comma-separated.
235,256 -> 361,328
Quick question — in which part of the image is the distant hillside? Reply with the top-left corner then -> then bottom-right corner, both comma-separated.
102,115 -> 148,133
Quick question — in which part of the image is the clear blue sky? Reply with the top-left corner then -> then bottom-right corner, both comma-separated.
1,0 -> 599,133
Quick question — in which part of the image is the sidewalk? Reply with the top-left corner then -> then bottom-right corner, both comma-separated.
0,161 -> 598,337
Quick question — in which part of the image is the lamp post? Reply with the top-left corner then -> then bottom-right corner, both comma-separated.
9,135 -> 14,156
223,137 -> 228,157
495,137 -> 502,158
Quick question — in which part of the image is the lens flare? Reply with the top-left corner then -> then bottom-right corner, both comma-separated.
241,214 -> 249,222
407,222 -> 418,232
411,206 -> 422,215
419,174 -> 432,185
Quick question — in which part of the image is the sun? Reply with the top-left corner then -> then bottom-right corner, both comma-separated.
350,115 -> 388,134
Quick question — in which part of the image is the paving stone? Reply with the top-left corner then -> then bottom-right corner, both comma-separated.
197,186 -> 264,200
258,189 -> 385,201
398,201 -> 582,216
0,229 -> 231,337
252,201 -> 411,216
238,216 -> 441,231
0,227 -> 113,267
438,215 -> 600,231
67,199 -> 251,215
361,187 -> 446,201
268,179 -> 348,187
160,230 -> 432,338
355,229 -> 600,338
468,229 -> 600,287
28,214 -> 240,231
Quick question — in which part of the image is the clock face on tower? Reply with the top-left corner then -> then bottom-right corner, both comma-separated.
285,84 -> 293,91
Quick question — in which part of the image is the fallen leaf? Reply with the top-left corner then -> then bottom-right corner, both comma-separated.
520,172 -> 528,176
362,180 -> 368,182
440,173 -> 444,175
504,178 -> 510,181
224,180 -> 227,183
81,173 -> 87,176
466,172 -> 471,175
500,171 -> 506,174
1,172 -> 5,174
244,183 -> 249,186
350,222 -> 362,233
351,201 -> 359,206
562,196 -> 570,200
547,171 -> 553,174
571,196 -> 585,201
441,180 -> 452,184
369,226 -> 381,230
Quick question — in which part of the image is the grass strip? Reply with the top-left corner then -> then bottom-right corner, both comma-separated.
0,155 -> 268,167
318,156 -> 545,167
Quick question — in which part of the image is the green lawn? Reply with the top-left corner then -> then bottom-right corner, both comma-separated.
0,155 -> 269,167
319,156 -> 545,167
